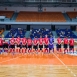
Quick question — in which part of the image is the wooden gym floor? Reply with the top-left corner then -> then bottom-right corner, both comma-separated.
0,48 -> 77,77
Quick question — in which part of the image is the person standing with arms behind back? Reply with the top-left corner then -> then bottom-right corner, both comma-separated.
27,37 -> 32,54
21,36 -> 27,54
48,35 -> 54,53
15,36 -> 21,54
38,36 -> 43,53
10,36 -> 15,55
57,36 -> 62,53
63,36 -> 68,54
43,35 -> 49,53
33,36 -> 38,53
69,37 -> 74,54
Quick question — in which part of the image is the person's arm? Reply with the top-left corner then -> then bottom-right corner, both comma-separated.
38,39 -> 39,49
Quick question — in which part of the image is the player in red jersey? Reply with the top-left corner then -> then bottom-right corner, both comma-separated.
43,35 -> 49,53
38,36 -> 43,52
0,37 -> 3,54
33,36 -> 38,53
69,37 -> 74,53
21,36 -> 27,54
15,36 -> 21,53
9,36 -> 15,54
27,37 -> 32,53
3,39 -> 8,54
57,36 -> 62,52
63,36 -> 68,54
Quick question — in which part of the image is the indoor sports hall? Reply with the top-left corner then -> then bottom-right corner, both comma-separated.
0,0 -> 77,77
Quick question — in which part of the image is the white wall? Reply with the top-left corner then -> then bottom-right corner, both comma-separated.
0,7 -> 38,12
0,6 -> 77,13
43,7 -> 77,13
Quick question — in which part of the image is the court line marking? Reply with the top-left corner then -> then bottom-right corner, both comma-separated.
0,54 -> 77,76
0,49 -> 29,64
52,52 -> 77,77
0,54 -> 77,66
0,55 -> 24,64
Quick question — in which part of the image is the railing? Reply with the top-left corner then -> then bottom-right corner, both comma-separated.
23,0 -> 77,2
0,0 -> 77,3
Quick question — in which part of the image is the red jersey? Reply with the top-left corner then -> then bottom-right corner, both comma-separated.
33,38 -> 38,45
3,40 -> 8,45
44,37 -> 49,45
27,38 -> 32,46
69,39 -> 74,46
22,38 -> 27,45
16,37 -> 21,45
39,38 -> 43,45
64,38 -> 68,44
0,38 -> 3,46
10,38 -> 15,45
57,38 -> 62,44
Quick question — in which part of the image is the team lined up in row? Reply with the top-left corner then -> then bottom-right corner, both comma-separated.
0,35 -> 74,54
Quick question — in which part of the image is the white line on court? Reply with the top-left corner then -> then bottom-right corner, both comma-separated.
0,53 -> 77,77
0,50 -> 29,64
52,52 -> 77,77
0,55 -> 23,64
0,55 -> 77,66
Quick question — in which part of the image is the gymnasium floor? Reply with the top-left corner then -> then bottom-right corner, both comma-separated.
0,48 -> 77,77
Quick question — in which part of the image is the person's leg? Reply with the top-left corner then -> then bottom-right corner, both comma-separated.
56,44 -> 59,53
59,44 -> 62,53
72,46 -> 74,53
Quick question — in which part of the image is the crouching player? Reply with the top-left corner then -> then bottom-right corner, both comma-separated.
43,35 -> 49,53
21,36 -> 27,54
48,35 -> 54,53
9,36 -> 15,55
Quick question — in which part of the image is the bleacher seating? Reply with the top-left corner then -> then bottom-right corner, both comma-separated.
5,28 -> 26,38
16,11 -> 66,22
3,28 -> 77,38
30,28 -> 53,39
67,12 -> 77,19
0,11 -> 14,19
56,29 -> 77,38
